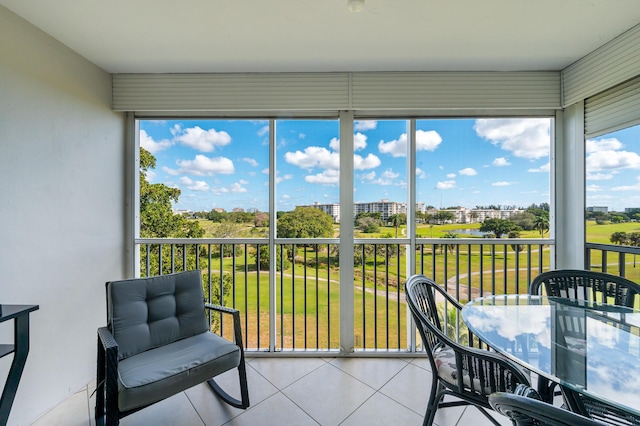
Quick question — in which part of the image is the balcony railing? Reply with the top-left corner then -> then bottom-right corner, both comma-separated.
136,237 -> 554,354
586,242 -> 640,280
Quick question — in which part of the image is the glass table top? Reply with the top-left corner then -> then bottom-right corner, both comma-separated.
462,295 -> 640,416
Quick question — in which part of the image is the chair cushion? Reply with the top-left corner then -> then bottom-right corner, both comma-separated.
435,346 -> 526,395
117,332 -> 240,412
107,270 -> 208,360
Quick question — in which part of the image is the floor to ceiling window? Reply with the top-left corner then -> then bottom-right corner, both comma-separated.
135,115 -> 553,353
585,124 -> 640,278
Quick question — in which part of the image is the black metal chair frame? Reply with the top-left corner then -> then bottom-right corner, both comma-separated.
405,274 -> 531,426
489,385 -> 605,426
95,279 -> 249,426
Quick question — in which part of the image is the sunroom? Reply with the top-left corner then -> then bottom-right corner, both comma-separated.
2,1 -> 640,425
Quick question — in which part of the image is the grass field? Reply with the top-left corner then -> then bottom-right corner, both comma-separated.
186,217 -> 640,349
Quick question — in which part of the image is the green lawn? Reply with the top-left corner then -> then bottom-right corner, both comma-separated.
186,218 -> 640,350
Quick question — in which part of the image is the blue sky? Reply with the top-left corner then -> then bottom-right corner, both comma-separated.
139,117 -> 640,214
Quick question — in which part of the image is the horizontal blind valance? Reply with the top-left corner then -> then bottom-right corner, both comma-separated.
112,71 -> 561,113
585,75 -> 640,139
562,23 -> 640,107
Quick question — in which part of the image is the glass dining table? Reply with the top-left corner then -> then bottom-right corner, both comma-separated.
461,294 -> 640,418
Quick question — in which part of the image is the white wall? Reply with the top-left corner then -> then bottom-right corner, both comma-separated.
0,6 -> 125,425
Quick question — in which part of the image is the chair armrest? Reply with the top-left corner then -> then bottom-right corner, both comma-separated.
204,304 -> 245,351
428,282 -> 464,310
205,303 -> 239,316
98,326 -> 118,352
96,327 -> 119,424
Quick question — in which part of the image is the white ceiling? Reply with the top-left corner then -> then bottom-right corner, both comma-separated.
2,0 -> 640,74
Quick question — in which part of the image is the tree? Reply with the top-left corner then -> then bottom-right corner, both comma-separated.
388,213 -> 406,237
508,211 -> 536,231
254,211 -> 269,227
479,218 -> 519,238
610,231 -> 629,245
442,231 -> 460,254
508,230 -> 523,252
357,216 -> 380,233
533,213 -> 550,238
277,207 -> 334,238
139,147 -> 204,238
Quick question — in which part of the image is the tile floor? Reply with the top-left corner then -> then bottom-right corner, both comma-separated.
31,357 -> 512,426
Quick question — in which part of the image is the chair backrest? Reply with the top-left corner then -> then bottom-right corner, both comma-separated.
529,269 -> 640,307
404,274 -> 453,354
489,386 -> 603,426
106,270 -> 208,360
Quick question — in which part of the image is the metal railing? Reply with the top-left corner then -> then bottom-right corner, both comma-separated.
136,237 -> 554,354
586,242 -> 640,281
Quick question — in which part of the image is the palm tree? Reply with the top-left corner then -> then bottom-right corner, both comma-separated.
388,213 -> 406,238
533,214 -> 550,237
610,231 -> 629,245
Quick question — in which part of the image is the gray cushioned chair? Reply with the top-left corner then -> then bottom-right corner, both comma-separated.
95,270 -> 249,426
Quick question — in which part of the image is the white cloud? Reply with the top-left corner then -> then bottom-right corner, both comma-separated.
611,176 -> 640,191
528,162 -> 550,173
144,170 -> 157,182
586,138 -> 623,153
587,184 -> 605,192
586,172 -> 614,180
586,150 -> 640,172
436,180 -> 456,190
242,157 -> 258,166
179,176 -> 210,191
140,129 -> 172,154
378,130 -> 442,157
329,133 -> 368,152
229,182 -> 248,193
371,169 -> 401,186
175,126 -> 232,152
416,167 -> 426,178
474,118 -> 550,159
354,120 -> 378,131
492,181 -> 511,186
306,169 -> 340,184
299,133 -> 306,139
257,125 -> 269,136
493,157 -> 510,167
172,155 -> 235,176
447,173 -> 457,178
276,173 -> 293,183
354,153 -> 381,170
284,146 -> 339,169
359,171 -> 376,181
459,168 -> 477,176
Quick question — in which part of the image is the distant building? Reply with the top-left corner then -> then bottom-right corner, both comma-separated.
299,202 -> 341,223
232,207 -> 245,213
587,206 -> 608,213
212,207 -> 226,213
354,199 -> 425,222
624,207 -> 640,214
438,207 -> 523,223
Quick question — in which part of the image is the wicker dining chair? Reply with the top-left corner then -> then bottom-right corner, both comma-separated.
405,274 -> 531,426
489,384 -> 605,426
529,269 -> 640,307
529,269 -> 640,425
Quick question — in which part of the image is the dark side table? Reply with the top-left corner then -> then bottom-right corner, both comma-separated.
0,304 -> 39,426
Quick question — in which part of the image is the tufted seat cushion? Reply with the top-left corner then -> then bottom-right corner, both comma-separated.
117,332 -> 240,411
